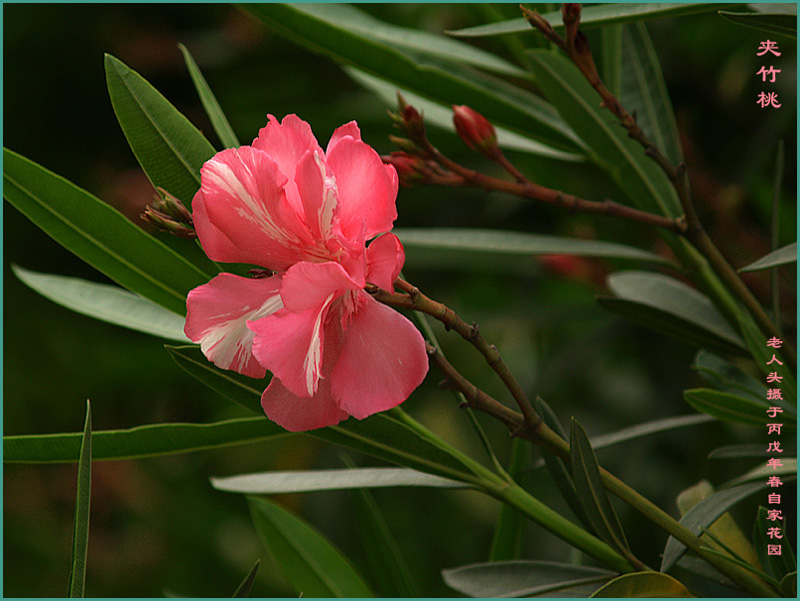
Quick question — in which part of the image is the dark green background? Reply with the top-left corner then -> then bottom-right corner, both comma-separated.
3,3 -> 796,597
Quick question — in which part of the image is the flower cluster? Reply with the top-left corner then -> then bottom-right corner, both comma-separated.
184,115 -> 428,431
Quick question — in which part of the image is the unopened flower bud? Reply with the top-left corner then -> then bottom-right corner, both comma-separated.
382,152 -> 427,187
153,187 -> 193,225
401,104 -> 426,145
452,105 -> 500,159
141,206 -> 197,239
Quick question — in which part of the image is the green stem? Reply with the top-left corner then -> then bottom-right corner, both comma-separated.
534,424 -> 779,598
390,408 -> 634,573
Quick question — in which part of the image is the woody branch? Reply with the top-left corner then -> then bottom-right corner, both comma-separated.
521,3 -> 795,369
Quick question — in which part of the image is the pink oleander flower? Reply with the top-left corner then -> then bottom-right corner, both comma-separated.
184,115 -> 429,431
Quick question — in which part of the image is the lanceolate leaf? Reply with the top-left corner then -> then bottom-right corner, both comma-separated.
211,467 -> 464,494
232,560 -> 261,598
602,271 -> 747,356
342,457 -> 418,597
683,388 -> 794,428
247,496 -> 375,598
179,43 -> 240,149
620,22 -> 683,164
3,149 -> 210,316
241,3 -> 583,153
718,11 -> 797,39
527,50 -> 681,218
395,228 -> 669,263
754,507 -> 796,582
67,401 -> 92,598
448,4 -> 742,38
569,419 -> 630,554
531,397 -> 591,531
590,572 -> 693,597
442,560 -> 615,597
4,417 -> 288,463
739,242 -> 797,272
260,3 -> 527,78
166,345 -> 266,415
692,350 -> 768,403
661,480 -> 766,571
166,346 -> 483,483
13,266 -> 190,342
105,53 -> 217,207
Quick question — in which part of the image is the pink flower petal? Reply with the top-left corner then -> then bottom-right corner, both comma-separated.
252,114 -> 323,182
194,146 -> 314,270
326,137 -> 398,240
185,273 -> 284,378
295,150 -> 338,242
249,302 -> 334,399
280,261 -> 360,314
366,233 -> 405,291
327,121 -> 361,153
260,376 -> 349,431
331,294 -> 428,419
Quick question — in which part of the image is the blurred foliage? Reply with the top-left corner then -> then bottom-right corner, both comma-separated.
3,3 -> 796,597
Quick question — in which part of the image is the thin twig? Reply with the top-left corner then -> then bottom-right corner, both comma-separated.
520,3 -> 795,369
420,139 -> 683,233
367,280 -> 541,433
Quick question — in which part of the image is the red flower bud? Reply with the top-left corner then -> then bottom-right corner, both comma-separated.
452,105 -> 500,159
382,152 -> 427,187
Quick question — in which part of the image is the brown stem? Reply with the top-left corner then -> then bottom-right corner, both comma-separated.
520,4 -> 795,370
368,280 -> 541,432
421,140 -> 682,232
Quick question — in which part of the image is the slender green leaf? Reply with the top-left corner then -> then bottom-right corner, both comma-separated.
722,459 -> 796,488
179,44 -> 239,149
570,419 -> 630,553
736,313 -> 796,405
4,417 -> 288,464
342,457 -> 417,597
241,3 -> 583,153
661,480 -> 766,572
718,11 -> 796,39
67,401 -> 92,598
754,507 -> 796,581
268,3 -> 526,77
620,22 -> 683,164
105,53 -> 216,207
344,67 -> 583,162
449,4 -> 743,38
739,242 -> 797,272
602,271 -> 747,355
600,25 -> 623,98
527,50 -> 682,218
590,572 -> 693,597
310,415 -> 483,484
211,467 -> 464,494
396,228 -> 669,263
683,388 -> 791,428
3,149 -> 211,315
247,496 -> 374,598
708,443 -> 796,460
166,345 -> 483,483
672,555 -> 743,598
780,572 -> 797,597
13,266 -> 189,342
532,397 -> 592,531
166,344 -> 266,415
232,560 -> 260,598
692,350 -> 768,403
442,560 -> 615,597
488,438 -> 528,562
